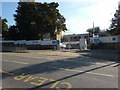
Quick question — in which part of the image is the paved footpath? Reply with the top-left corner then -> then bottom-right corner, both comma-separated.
74,49 -> 119,61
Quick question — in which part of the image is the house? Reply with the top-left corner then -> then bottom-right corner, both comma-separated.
62,33 -> 89,42
61,33 -> 89,49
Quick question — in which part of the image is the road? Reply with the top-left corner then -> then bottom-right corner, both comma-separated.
1,50 -> 119,89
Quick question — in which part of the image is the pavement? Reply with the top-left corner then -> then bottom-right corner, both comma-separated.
62,49 -> 119,62
1,50 -> 119,89
76,49 -> 119,62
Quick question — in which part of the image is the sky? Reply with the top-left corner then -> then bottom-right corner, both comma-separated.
1,0 -> 120,35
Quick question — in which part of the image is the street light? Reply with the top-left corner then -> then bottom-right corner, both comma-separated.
68,35 -> 71,50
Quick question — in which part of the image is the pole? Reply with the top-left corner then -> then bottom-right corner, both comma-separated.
93,21 -> 94,37
69,35 -> 70,50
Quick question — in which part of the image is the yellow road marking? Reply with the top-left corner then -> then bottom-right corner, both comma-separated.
13,73 -> 72,88
14,73 -> 30,80
24,75 -> 38,82
60,82 -> 72,88
31,77 -> 48,86
50,81 -> 61,88
0,70 -> 14,75
1,71 -> 72,88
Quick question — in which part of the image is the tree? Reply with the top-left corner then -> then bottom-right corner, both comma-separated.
2,18 -> 9,40
108,3 -> 120,35
8,25 -> 19,40
0,17 -> 2,34
14,2 -> 37,40
14,2 -> 67,40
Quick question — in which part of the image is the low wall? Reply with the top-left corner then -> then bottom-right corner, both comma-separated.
96,42 -> 120,50
27,45 -> 59,50
66,44 -> 80,49
2,46 -> 27,52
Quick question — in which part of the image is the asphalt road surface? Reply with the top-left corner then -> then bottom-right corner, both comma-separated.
1,50 -> 119,89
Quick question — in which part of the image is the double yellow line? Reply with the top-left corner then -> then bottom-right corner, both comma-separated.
0,70 -> 14,75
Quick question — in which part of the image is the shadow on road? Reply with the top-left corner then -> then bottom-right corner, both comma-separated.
75,49 -> 119,62
2,49 -> 119,89
29,62 -> 116,89
2,54 -> 118,79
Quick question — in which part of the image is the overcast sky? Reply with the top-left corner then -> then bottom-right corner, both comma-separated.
1,0 -> 119,35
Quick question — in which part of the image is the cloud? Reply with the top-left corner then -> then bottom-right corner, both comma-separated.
63,0 -> 119,34
85,0 -> 119,29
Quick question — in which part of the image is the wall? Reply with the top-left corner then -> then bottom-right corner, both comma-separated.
90,35 -> 120,43
27,45 -> 59,50
90,35 -> 120,50
97,42 -> 120,50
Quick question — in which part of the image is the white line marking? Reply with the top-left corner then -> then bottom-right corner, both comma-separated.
110,63 -> 119,67
3,60 -> 29,65
95,63 -> 109,65
34,57 -> 53,60
51,67 -> 114,77
10,55 -> 54,60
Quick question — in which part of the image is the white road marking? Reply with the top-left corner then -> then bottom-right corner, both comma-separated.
95,63 -> 110,65
95,62 -> 119,66
3,60 -> 29,65
34,57 -> 53,60
110,63 -> 119,67
51,67 -> 114,77
10,55 -> 54,60
58,59 -> 115,66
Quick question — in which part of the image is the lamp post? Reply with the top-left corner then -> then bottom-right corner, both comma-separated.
68,35 -> 71,50
92,22 -> 95,37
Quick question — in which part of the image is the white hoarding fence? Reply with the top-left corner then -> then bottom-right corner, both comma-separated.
26,40 -> 60,45
90,35 -> 120,43
14,40 -> 26,45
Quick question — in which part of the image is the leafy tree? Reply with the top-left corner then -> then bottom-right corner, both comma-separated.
108,3 -> 120,35
14,2 -> 37,40
8,25 -> 19,40
14,2 -> 67,40
0,17 -> 2,34
2,18 -> 9,40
